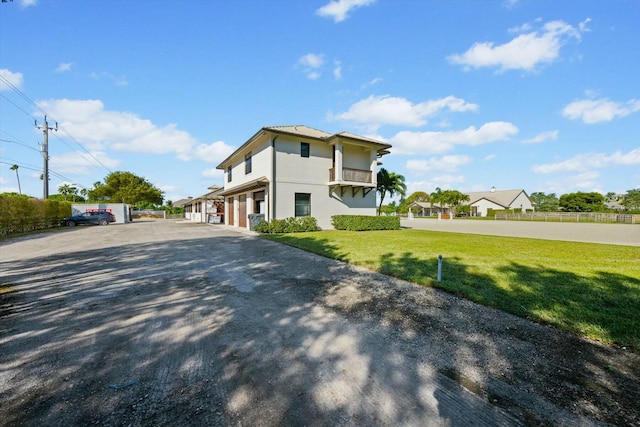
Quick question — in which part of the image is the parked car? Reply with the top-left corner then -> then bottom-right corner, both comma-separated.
60,211 -> 115,227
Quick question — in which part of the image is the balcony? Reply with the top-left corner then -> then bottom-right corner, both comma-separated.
329,167 -> 372,184
328,167 -> 374,198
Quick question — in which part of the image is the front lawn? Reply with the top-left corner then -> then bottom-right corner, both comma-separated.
263,229 -> 640,351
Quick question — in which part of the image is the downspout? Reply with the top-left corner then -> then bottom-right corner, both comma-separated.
271,136 -> 279,221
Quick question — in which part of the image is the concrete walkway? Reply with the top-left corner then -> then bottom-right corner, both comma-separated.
401,218 -> 640,246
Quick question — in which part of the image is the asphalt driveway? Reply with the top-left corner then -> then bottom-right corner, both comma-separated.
1,221 -> 639,426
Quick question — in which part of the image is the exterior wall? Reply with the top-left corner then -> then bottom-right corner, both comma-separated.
224,138 -> 272,188
470,199 -> 503,217
510,192 -> 534,211
275,181 -> 375,229
71,203 -> 131,224
342,144 -> 372,170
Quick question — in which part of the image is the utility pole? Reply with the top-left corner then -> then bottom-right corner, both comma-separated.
37,116 -> 57,199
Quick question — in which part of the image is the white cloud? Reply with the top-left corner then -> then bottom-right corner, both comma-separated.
484,154 -> 497,161
533,148 -> 640,173
448,19 -> 588,72
55,63 -> 73,73
541,171 -> 602,194
39,99 -> 235,165
406,155 -> 473,174
202,168 -> 224,179
0,68 -> 24,90
297,53 -> 325,79
187,140 -> 237,164
330,95 -> 479,131
50,151 -> 121,176
522,130 -> 558,144
20,0 -> 37,7
361,77 -> 382,90
316,0 -> 376,23
89,71 -> 128,86
333,61 -> 342,80
36,98 -> 222,162
389,121 -> 518,155
562,98 -> 640,124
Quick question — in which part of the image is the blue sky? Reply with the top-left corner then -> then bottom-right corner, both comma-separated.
1,0 -> 639,203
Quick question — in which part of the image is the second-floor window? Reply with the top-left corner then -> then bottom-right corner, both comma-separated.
301,142 -> 310,158
245,152 -> 252,174
227,166 -> 232,182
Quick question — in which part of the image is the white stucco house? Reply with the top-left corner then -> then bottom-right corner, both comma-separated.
215,125 -> 392,230
182,185 -> 225,223
466,188 -> 534,217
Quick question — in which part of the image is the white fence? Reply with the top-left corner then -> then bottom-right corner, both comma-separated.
495,212 -> 638,224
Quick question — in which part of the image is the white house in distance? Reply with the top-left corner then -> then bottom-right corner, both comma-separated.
215,125 -> 392,230
408,188 -> 534,217
181,185 -> 225,223
467,188 -> 534,217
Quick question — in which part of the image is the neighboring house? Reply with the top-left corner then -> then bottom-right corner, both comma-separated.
215,125 -> 392,230
408,201 -> 445,216
466,188 -> 534,217
183,185 -> 225,223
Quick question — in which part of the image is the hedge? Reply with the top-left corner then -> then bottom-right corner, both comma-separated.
254,217 -> 318,233
0,194 -> 71,237
331,215 -> 400,231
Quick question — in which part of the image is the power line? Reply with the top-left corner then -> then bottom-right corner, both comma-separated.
0,159 -> 90,190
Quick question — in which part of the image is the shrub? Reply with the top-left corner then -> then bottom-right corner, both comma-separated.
331,215 -> 400,231
254,217 -> 318,233
0,194 -> 71,236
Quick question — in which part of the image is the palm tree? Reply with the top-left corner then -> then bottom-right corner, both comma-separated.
10,164 -> 21,195
58,184 -> 72,201
376,168 -> 406,215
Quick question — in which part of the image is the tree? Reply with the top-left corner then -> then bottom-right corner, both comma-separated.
559,192 -> 605,212
58,184 -> 77,201
10,164 -> 21,195
441,189 -> 470,217
376,168 -> 406,215
530,192 -> 560,212
89,171 -> 164,206
430,188 -> 470,216
621,188 -> 640,211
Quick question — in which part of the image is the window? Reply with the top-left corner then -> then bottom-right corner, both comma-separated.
227,166 -> 232,182
245,152 -> 252,174
295,193 -> 311,217
301,142 -> 310,158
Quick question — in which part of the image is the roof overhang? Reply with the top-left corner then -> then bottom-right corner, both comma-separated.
219,177 -> 269,196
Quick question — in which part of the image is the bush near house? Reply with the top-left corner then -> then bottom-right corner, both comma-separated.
0,194 -> 71,237
332,215 -> 400,231
254,217 -> 318,233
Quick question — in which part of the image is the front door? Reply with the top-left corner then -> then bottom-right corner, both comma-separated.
239,195 -> 247,228
228,197 -> 234,226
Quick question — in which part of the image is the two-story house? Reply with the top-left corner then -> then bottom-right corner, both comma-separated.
216,125 -> 392,229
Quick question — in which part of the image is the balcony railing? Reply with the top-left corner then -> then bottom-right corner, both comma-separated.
329,167 -> 372,183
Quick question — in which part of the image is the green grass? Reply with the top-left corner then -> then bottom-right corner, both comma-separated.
263,229 -> 640,351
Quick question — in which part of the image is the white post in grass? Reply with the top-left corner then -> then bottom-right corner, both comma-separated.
437,255 -> 443,282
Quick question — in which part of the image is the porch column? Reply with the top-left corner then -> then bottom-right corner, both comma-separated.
335,142 -> 343,181
370,149 -> 378,185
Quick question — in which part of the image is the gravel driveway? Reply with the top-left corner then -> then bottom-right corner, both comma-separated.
1,220 -> 639,426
